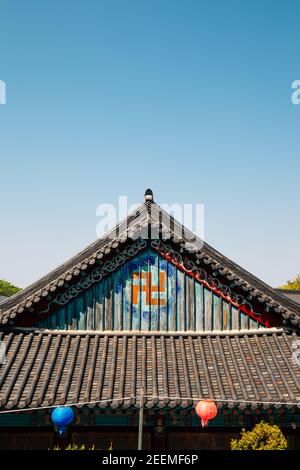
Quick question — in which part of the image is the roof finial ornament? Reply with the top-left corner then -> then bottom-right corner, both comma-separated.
144,188 -> 154,203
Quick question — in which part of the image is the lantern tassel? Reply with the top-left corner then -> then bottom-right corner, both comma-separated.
59,425 -> 65,435
201,418 -> 208,428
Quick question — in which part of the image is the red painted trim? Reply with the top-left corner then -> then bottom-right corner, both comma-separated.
155,248 -> 271,328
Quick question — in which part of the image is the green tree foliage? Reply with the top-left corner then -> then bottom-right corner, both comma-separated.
231,421 -> 287,450
52,443 -> 113,450
278,274 -> 300,290
0,279 -> 21,297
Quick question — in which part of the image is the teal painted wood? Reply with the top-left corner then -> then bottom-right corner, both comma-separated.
176,269 -> 185,330
122,261 -> 132,331
185,277 -> 190,330
214,295 -> 222,330
150,252 -> 159,331
167,261 -> 176,331
94,282 -> 104,330
113,268 -> 122,330
37,249 -> 264,332
240,311 -> 249,330
77,294 -> 85,330
87,287 -> 94,330
50,310 -> 57,329
222,301 -> 230,330
140,250 -> 150,331
195,282 -> 204,330
105,276 -> 113,330
204,288 -> 212,331
186,276 -> 195,330
57,306 -> 65,330
65,302 -> 72,330
131,256 -> 141,330
159,255 -> 168,331
249,318 -> 258,329
231,306 -> 240,330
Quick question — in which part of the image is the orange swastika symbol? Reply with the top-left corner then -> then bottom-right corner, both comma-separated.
132,272 -> 166,306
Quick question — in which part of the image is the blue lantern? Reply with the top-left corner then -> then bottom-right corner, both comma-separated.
51,407 -> 74,435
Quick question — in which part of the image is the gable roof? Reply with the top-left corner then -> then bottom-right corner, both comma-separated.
276,289 -> 300,305
0,198 -> 299,327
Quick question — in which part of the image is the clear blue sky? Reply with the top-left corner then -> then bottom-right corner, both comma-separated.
0,0 -> 299,288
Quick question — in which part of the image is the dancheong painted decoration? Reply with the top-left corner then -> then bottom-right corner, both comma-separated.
0,189 -> 299,450
37,246 -> 267,332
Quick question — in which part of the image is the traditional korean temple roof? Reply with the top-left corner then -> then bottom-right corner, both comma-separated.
0,295 -> 7,304
0,190 -> 300,414
0,197 -> 299,328
0,327 -> 299,411
277,289 -> 300,306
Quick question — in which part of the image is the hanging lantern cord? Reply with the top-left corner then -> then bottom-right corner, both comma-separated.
0,395 -> 298,415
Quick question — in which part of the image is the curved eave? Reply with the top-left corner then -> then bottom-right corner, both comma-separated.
0,328 -> 299,411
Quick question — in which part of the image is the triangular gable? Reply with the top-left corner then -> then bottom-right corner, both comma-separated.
1,197 -> 299,330
36,246 -> 270,332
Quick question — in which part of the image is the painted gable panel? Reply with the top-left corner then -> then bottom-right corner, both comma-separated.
37,249 -> 264,332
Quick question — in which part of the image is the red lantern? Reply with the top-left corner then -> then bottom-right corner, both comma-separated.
195,400 -> 218,428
